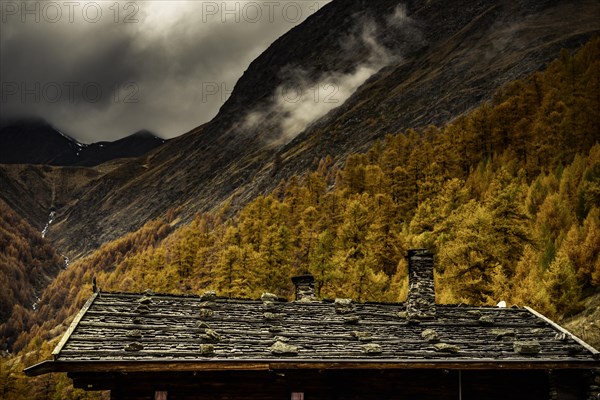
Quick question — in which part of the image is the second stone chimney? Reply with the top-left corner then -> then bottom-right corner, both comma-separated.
291,275 -> 316,302
406,249 -> 436,319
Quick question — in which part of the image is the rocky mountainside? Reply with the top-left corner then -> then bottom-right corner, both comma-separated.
0,118 -> 165,166
2,0 -> 599,259
0,162 -> 119,233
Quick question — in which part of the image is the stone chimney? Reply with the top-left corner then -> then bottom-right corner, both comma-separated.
406,249 -> 436,319
291,275 -> 316,302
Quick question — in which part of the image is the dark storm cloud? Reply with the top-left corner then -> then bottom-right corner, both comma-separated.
0,1 -> 330,142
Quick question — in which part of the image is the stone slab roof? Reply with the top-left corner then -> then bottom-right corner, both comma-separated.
25,290 -> 599,376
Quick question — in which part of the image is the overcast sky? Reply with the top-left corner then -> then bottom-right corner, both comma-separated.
0,1 -> 330,143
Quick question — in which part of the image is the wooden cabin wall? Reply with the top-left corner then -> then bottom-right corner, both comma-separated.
69,369 -> 591,400
105,370 -> 459,400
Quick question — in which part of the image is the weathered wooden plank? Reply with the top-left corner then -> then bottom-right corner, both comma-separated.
26,358 -> 600,377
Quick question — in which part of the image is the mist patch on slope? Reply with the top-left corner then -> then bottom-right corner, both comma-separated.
243,4 -> 420,146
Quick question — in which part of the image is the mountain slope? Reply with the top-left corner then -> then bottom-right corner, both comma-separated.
0,199 -> 63,349
0,162 -> 128,233
0,119 -> 165,167
6,36 -> 599,354
275,0 -> 600,179
0,121 -> 166,232
25,0 -> 600,258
